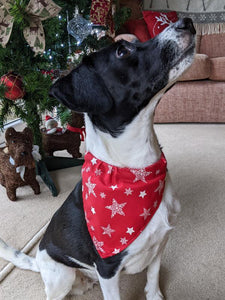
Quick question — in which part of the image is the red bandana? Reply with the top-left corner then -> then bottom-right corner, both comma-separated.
82,152 -> 167,258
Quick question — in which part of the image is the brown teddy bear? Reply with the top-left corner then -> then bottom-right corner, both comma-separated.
0,127 -> 40,201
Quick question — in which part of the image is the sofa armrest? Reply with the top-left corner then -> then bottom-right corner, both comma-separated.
179,54 -> 210,81
209,57 -> 225,81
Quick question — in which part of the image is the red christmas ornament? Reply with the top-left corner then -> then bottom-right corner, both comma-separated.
0,72 -> 25,100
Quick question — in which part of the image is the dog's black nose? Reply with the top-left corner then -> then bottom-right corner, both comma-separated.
175,18 -> 196,35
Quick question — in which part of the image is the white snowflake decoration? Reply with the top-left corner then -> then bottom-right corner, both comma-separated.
209,13 -> 217,22
220,13 -> 225,21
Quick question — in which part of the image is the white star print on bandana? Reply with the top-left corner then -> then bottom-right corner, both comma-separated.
105,199 -> 127,218
82,152 -> 167,258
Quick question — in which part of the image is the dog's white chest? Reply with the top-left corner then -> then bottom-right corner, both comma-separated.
122,177 -> 180,275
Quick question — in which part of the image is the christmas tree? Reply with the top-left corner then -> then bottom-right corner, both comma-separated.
0,0 -> 130,152
0,0 -> 130,195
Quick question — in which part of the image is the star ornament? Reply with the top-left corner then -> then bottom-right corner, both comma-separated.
105,198 -> 127,218
130,168 -> 151,183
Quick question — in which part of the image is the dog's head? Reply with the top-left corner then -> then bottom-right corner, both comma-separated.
50,18 -> 196,137
5,127 -> 34,168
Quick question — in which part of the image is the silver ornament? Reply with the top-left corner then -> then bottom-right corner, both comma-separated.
67,7 -> 92,45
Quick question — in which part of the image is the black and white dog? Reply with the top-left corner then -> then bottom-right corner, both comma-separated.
0,18 -> 195,300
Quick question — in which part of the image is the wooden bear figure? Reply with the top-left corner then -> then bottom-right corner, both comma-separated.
0,127 -> 40,201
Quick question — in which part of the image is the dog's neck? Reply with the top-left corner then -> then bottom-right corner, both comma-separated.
85,94 -> 163,168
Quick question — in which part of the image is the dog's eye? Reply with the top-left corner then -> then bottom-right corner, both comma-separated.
116,45 -> 131,59
11,140 -> 16,144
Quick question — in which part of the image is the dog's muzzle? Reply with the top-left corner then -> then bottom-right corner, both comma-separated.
174,18 -> 196,35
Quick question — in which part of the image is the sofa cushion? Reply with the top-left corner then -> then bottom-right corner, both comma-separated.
195,35 -> 201,53
124,19 -> 151,42
179,54 -> 210,81
199,33 -> 225,58
143,11 -> 178,37
154,80 -> 225,123
209,57 -> 225,81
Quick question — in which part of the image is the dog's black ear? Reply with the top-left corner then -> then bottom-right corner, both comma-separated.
49,63 -> 113,113
23,127 -> 33,144
5,127 -> 16,143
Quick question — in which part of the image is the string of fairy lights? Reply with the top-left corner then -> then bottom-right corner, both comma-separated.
43,7 -> 105,66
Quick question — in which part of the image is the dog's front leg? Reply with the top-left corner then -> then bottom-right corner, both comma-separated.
97,271 -> 121,300
145,253 -> 165,300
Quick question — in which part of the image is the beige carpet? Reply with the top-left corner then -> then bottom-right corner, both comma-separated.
0,124 -> 225,300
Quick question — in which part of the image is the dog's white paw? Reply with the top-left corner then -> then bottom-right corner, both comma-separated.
146,290 -> 165,300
